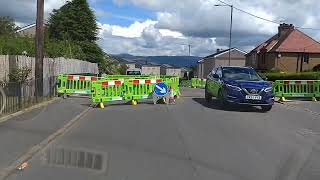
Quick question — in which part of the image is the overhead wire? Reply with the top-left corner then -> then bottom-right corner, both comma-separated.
215,0 -> 320,31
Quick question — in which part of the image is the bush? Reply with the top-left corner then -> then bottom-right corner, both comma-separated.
261,72 -> 320,81
9,66 -> 31,83
313,64 -> 320,71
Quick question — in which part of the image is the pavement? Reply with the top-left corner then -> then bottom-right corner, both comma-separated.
1,88 -> 320,180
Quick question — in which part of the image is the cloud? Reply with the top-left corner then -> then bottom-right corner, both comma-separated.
115,0 -> 320,49
0,0 -> 67,26
98,20 -> 226,56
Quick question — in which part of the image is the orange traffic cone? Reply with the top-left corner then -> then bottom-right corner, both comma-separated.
169,86 -> 176,104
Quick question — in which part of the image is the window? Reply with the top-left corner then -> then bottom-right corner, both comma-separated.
304,53 -> 310,64
216,67 -> 222,78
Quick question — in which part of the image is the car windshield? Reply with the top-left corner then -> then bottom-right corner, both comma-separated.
126,71 -> 141,75
222,67 -> 262,81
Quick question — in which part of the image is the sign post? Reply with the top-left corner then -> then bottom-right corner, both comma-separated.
152,82 -> 169,104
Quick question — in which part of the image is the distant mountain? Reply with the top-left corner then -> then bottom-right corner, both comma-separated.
113,54 -> 201,67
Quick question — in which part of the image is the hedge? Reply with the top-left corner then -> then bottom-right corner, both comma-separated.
260,72 -> 320,81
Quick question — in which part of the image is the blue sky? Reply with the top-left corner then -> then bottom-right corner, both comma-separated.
90,0 -> 155,27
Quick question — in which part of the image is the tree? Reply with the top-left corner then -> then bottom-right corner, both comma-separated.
48,0 -> 98,42
0,16 -> 18,35
47,0 -> 104,63
313,64 -> 320,71
117,64 -> 128,75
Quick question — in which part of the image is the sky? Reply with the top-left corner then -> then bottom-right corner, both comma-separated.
1,0 -> 320,57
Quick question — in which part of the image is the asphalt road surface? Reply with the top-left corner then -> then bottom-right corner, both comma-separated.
3,88 -> 320,180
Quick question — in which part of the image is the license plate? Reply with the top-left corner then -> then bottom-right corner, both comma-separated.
246,95 -> 262,100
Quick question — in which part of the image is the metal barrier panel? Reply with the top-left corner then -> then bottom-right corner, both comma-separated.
91,80 -> 124,103
316,81 -> 320,97
191,78 -> 206,88
104,75 -> 160,80
57,75 -> 100,95
123,79 -> 162,100
160,76 -> 180,96
273,80 -> 319,98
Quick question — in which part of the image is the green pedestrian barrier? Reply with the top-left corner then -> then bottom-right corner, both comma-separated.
273,80 -> 320,101
91,78 -> 164,107
91,79 -> 124,104
104,75 -> 160,80
123,79 -> 163,101
191,78 -> 206,88
160,76 -> 180,97
57,74 -> 101,96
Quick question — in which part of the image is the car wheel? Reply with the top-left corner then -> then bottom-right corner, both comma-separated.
218,89 -> 228,108
205,87 -> 212,102
261,105 -> 272,112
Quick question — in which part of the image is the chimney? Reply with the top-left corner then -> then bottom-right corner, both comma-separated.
278,23 -> 294,37
216,49 -> 221,53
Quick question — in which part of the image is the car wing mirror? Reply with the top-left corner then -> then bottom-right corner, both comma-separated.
212,74 -> 220,79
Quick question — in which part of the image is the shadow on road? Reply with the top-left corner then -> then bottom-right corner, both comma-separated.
192,98 -> 264,113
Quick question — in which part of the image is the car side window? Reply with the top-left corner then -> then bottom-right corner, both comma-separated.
216,68 -> 222,78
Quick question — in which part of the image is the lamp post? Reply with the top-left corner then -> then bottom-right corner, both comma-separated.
214,4 -> 233,66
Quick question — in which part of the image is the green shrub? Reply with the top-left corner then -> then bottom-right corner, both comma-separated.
313,64 -> 320,71
261,72 -> 320,81
9,66 -> 31,83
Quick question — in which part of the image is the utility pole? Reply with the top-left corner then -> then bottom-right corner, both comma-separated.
214,4 -> 233,66
35,0 -> 44,96
188,44 -> 191,56
228,5 -> 233,66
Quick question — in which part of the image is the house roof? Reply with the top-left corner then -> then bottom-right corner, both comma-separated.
161,64 -> 173,68
248,28 -> 320,54
16,23 -> 36,33
204,48 -> 247,59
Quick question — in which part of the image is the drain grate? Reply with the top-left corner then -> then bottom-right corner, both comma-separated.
45,147 -> 105,171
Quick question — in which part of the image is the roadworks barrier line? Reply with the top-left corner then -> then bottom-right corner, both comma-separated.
57,74 -> 180,98
273,80 -> 320,102
191,78 -> 206,89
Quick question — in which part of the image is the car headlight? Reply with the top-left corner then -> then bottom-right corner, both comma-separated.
225,84 -> 242,91
264,87 -> 273,92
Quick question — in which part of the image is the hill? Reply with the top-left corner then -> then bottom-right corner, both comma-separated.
113,54 -> 201,67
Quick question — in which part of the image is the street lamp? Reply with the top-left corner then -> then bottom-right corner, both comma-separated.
214,4 -> 233,66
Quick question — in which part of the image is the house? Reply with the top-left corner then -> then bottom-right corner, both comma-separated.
180,67 -> 190,79
114,58 -> 136,69
197,48 -> 246,79
160,64 -> 182,77
197,59 -> 205,79
246,23 -> 320,72
136,62 -> 160,75
16,23 -> 47,37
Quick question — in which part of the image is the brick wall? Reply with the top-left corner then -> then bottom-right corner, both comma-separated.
276,53 -> 320,72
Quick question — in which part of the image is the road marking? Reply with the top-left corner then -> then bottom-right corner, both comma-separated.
0,107 -> 92,180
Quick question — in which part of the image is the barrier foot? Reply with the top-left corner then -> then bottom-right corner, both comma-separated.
131,100 -> 137,106
99,102 -> 105,109
280,97 -> 286,102
312,97 -> 317,102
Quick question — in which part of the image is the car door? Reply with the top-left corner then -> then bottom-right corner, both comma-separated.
206,69 -> 216,95
211,67 -> 222,97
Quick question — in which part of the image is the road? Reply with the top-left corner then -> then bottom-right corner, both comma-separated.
2,88 -> 320,180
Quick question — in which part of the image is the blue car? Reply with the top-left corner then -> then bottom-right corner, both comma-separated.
205,66 -> 274,112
